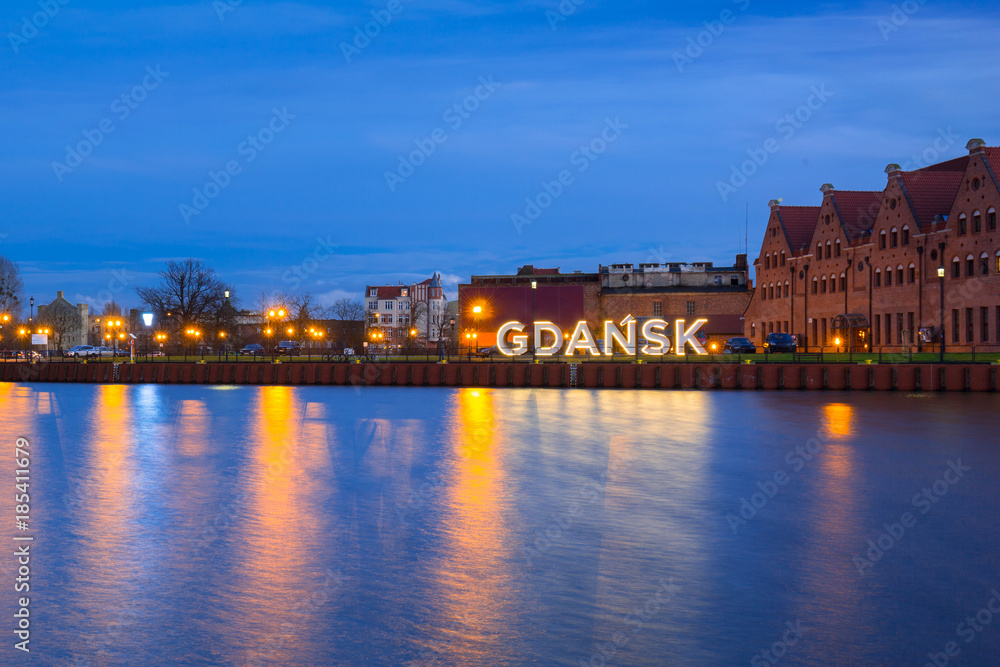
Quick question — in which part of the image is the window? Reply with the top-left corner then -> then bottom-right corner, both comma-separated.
653,301 -> 662,316
784,281 -> 790,298
908,264 -> 916,283
908,312 -> 915,344
885,313 -> 892,345
769,284 -> 774,299
981,253 -> 990,276
818,276 -> 825,293
761,288 -> 766,302
369,289 -> 377,297
958,214 -> 967,235
384,301 -> 393,310
825,241 -> 832,259
997,250 -> 1000,274
952,258 -> 961,279
368,301 -> 376,310
879,231 -> 887,249
401,289 -> 408,297
816,243 -> 822,257
886,268 -> 892,287
686,301 -> 696,315
780,251 -> 786,266
835,240 -> 841,257
890,227 -> 898,248
966,308 -> 974,343
840,273 -> 847,291
714,275 -> 723,286
902,226 -> 910,246
897,265 -> 904,284
989,208 -> 997,231
765,255 -> 770,269
386,314 -> 393,324
874,270 -> 881,288
982,307 -> 989,343
973,211 -> 982,233
751,323 -> 756,338
874,314 -> 881,345
812,277 -> 818,294
952,310 -> 959,343
731,275 -> 740,286
966,254 -> 975,277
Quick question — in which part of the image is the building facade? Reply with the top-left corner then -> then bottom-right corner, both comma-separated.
364,274 -> 448,347
458,257 -> 752,349
744,138 -> 1000,352
36,291 -> 89,350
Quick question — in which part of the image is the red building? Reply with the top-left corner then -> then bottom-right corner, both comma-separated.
745,138 -> 1000,352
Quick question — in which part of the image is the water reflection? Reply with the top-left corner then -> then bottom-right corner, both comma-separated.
422,388 -> 516,663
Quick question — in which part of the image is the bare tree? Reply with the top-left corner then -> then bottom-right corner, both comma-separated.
39,302 -> 81,352
330,298 -> 365,349
102,301 -> 126,317
0,255 -> 24,319
136,259 -> 231,330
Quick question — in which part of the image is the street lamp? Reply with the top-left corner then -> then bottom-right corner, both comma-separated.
29,297 -> 33,324
937,264 -> 946,363
531,280 -> 537,362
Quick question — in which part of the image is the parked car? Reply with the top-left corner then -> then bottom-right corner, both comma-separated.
469,345 -> 498,359
723,337 -> 757,354
65,345 -> 95,358
275,341 -> 301,356
239,344 -> 264,356
763,333 -> 797,354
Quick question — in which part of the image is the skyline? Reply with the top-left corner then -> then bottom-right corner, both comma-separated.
3,0 -> 1000,310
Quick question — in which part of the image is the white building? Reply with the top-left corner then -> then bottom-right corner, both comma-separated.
365,274 -> 448,346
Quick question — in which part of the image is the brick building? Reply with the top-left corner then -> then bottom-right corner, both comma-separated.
745,138 -> 1000,352
458,257 -> 752,349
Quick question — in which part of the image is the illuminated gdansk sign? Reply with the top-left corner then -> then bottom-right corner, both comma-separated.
497,316 -> 710,356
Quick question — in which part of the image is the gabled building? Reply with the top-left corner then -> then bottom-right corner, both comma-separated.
364,273 -> 448,347
744,137 -> 1000,352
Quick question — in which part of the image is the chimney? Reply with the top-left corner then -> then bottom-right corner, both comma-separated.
57,291 -> 64,299
735,254 -> 748,270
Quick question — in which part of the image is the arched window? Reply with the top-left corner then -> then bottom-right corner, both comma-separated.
966,254 -> 975,277
839,273 -> 846,291
816,243 -> 823,257
973,210 -> 982,234
761,285 -> 766,301
890,227 -> 898,248
834,239 -> 841,257
908,263 -> 916,283
980,252 -> 989,275
784,281 -> 790,298
780,251 -> 786,266
765,255 -> 770,269
874,269 -> 881,288
886,266 -> 893,286
769,283 -> 775,300
820,276 -> 828,293
996,250 -> 1000,273
902,225 -> 910,245
812,277 -> 818,294
952,256 -> 961,278
879,230 -> 887,249
989,207 -> 997,231
958,214 -> 967,235
825,241 -> 832,259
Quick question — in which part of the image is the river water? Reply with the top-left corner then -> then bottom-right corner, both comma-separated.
0,383 -> 998,666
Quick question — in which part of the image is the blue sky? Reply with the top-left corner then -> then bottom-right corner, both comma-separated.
2,0 -> 999,311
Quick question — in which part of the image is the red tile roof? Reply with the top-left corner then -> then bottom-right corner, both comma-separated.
831,191 -> 882,241
776,206 -> 820,253
368,286 -> 406,299
899,170 -> 964,229
983,147 -> 1000,190
917,155 -> 969,172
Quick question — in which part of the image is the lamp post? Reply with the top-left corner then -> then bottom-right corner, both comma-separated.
19,328 -> 27,358
29,297 -> 33,325
937,264 -> 945,363
531,280 -> 537,362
